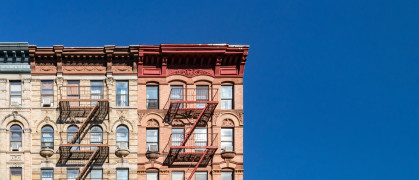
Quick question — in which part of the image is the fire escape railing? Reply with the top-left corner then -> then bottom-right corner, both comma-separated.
162,88 -> 219,180
57,85 -> 109,180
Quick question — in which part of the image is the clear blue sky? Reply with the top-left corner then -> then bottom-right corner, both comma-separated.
2,0 -> 419,179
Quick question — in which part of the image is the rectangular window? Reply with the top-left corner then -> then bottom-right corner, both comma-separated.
146,129 -> 159,152
172,128 -> 184,152
195,128 -> 207,152
146,85 -> 159,109
195,172 -> 207,180
10,168 -> 22,180
221,128 -> 234,152
41,81 -> 54,107
221,85 -> 233,109
67,81 -> 80,106
146,172 -> 158,180
172,172 -> 184,180
10,81 -> 22,106
90,169 -> 102,180
116,81 -> 129,106
221,172 -> 233,180
116,169 -> 129,180
196,85 -> 209,108
67,169 -> 79,180
41,169 -> 53,180
170,85 -> 183,108
91,81 -> 103,106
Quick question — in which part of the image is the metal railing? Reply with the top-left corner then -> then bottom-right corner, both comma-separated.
58,85 -> 109,101
59,131 -> 109,149
163,133 -> 218,154
164,88 -> 218,109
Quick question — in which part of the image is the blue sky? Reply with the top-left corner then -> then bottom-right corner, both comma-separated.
2,0 -> 419,179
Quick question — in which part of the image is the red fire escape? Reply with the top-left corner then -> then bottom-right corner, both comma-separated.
163,88 -> 219,180
57,85 -> 109,180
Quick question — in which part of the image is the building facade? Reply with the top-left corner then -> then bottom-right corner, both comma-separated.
137,44 -> 247,180
0,43 -> 248,180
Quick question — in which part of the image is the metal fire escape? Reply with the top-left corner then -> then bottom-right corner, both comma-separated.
163,88 -> 219,180
57,85 -> 109,180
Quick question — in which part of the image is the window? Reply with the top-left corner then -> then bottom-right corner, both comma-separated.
116,81 -> 129,106
10,125 -> 22,151
146,85 -> 159,109
41,126 -> 54,149
41,81 -> 54,107
116,169 -> 129,180
10,81 -> 22,106
172,172 -> 184,180
10,168 -> 22,180
90,169 -> 102,180
146,129 -> 159,152
116,125 -> 129,149
196,85 -> 209,108
221,172 -> 233,180
67,126 -> 80,150
67,81 -> 80,106
41,169 -> 53,180
195,172 -> 207,180
146,172 -> 158,180
90,126 -> 103,150
67,169 -> 79,180
195,128 -> 207,152
172,128 -> 184,152
170,85 -> 183,108
91,81 -> 103,106
221,128 -> 234,152
221,85 -> 233,109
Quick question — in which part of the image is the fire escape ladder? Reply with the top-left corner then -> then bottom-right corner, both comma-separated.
187,149 -> 209,180
181,104 -> 209,146
68,103 -> 99,145
77,148 -> 100,180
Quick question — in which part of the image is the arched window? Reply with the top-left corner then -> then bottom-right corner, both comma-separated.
90,126 -> 103,150
67,125 -> 79,150
41,125 -> 54,149
116,125 -> 129,149
10,125 -> 22,151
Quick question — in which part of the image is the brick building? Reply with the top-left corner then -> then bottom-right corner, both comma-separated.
0,43 -> 248,180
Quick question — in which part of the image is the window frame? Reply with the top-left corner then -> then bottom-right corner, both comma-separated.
221,128 -> 234,152
146,172 -> 159,180
116,168 -> 129,180
41,125 -> 54,149
67,169 -> 79,180
10,167 -> 22,180
116,125 -> 129,149
196,85 -> 209,108
146,85 -> 159,109
90,126 -> 103,150
10,124 -> 22,151
90,169 -> 103,180
10,81 -> 22,106
171,171 -> 185,180
90,80 -> 104,106
195,171 -> 208,180
221,171 -> 234,180
221,85 -> 234,110
116,81 -> 129,107
146,128 -> 159,152
41,80 -> 54,107
41,169 -> 53,180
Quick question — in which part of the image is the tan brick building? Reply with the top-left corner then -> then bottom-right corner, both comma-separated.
0,43 -> 248,180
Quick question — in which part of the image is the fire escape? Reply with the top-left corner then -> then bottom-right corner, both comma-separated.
57,85 -> 109,180
163,88 -> 219,180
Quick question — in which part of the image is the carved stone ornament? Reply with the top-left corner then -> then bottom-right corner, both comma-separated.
172,119 -> 185,126
146,119 -> 159,127
112,66 -> 132,72
167,69 -> 213,77
7,162 -> 24,168
9,155 -> 23,161
138,112 -> 145,125
222,119 -> 235,127
106,77 -> 114,86
212,170 -> 222,175
159,170 -> 169,175
63,66 -> 106,72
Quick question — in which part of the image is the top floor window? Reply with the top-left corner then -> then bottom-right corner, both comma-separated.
221,85 -> 233,109
10,81 -> 22,106
67,81 -> 80,106
171,85 -> 183,108
196,85 -> 209,108
116,81 -> 129,106
91,81 -> 103,106
41,81 -> 54,107
146,85 -> 159,109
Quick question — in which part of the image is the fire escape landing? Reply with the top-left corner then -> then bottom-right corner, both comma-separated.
163,88 -> 219,180
57,86 -> 109,180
